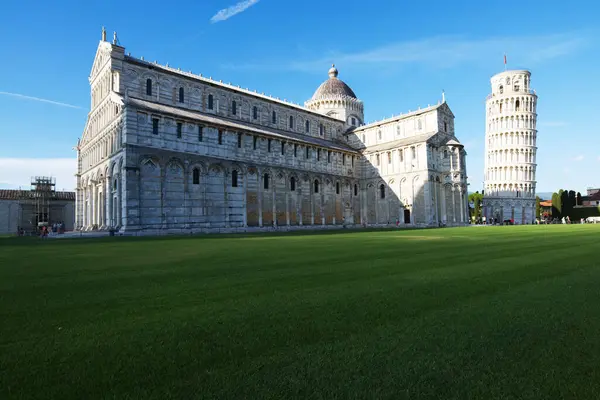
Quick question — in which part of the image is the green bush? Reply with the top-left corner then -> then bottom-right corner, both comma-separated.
570,206 -> 600,221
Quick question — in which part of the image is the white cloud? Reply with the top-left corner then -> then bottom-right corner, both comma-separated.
210,0 -> 259,23
0,91 -> 83,109
0,158 -> 77,191
573,155 -> 585,162
224,31 -> 590,72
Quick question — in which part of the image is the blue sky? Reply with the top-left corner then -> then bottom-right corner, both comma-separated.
0,0 -> 598,195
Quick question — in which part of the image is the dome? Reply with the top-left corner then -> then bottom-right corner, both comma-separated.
310,64 -> 357,100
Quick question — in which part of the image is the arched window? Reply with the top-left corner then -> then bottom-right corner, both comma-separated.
263,173 -> 269,190
417,120 -> 422,130
515,99 -> 520,111
499,85 -> 504,94
314,180 -> 319,193
378,130 -> 382,140
380,184 -> 385,199
376,154 -> 380,166
232,100 -> 237,115
444,122 -> 448,132
444,150 -> 448,158
208,94 -> 214,110
113,179 -> 118,190
336,182 -> 340,194
178,87 -> 184,103
253,106 -> 258,119
146,79 -> 152,96
305,120 -> 310,133
319,123 -> 324,136
289,115 -> 294,129
290,177 -> 296,191
232,170 -> 238,187
192,168 -> 200,185
399,149 -> 404,162
354,184 -> 358,196
499,103 -> 503,113
272,111 -> 277,124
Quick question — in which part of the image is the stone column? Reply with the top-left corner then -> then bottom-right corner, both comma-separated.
441,185 -> 447,224
105,176 -> 113,228
459,189 -> 465,223
285,190 -> 290,226
452,186 -> 456,223
224,172 -> 230,228
424,179 -> 432,225
272,187 -> 276,227
243,172 -> 248,227
258,172 -> 263,227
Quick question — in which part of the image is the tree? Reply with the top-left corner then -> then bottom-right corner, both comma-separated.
551,192 -> 561,219
468,191 -> 483,220
535,196 -> 541,219
576,192 -> 583,206
561,190 -> 570,219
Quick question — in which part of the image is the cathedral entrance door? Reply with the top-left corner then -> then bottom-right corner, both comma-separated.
403,209 -> 411,224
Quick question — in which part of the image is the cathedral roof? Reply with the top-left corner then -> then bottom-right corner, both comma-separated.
127,97 -> 359,154
310,65 -> 357,101
0,190 -> 75,201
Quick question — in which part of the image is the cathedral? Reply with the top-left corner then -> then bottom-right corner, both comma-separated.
75,30 -> 469,234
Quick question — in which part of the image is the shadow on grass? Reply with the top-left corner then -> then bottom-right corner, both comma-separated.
0,225 -> 439,247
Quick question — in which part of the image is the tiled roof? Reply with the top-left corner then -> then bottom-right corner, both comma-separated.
588,191 -> 600,201
0,190 -> 75,201
127,96 -> 359,153
539,200 -> 552,207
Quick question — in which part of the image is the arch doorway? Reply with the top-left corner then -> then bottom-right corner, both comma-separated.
404,209 -> 411,224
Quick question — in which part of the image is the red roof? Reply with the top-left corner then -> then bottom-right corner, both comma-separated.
539,200 -> 552,207
0,189 -> 75,201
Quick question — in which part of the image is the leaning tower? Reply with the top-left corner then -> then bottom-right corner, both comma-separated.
482,69 -> 538,224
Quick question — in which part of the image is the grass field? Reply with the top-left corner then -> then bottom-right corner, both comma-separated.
1,225 -> 600,399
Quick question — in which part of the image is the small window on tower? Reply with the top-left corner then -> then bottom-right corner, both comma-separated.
232,100 -> 237,115
253,106 -> 258,120
514,84 -> 520,92
178,87 -> 184,103
515,99 -> 520,111
351,117 -> 356,126
354,184 -> 358,196
176,122 -> 182,138
499,85 -> 504,94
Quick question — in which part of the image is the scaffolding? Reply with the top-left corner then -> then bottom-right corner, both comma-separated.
30,176 -> 56,227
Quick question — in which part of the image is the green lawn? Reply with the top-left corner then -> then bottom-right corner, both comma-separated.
1,225 -> 600,399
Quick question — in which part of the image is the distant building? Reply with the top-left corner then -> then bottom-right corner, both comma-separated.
0,181 -> 75,235
74,29 -> 469,234
482,68 -> 538,224
582,188 -> 600,206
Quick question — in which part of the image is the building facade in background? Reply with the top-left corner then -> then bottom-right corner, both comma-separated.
74,29 -> 468,234
0,188 -> 75,234
483,69 -> 538,224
